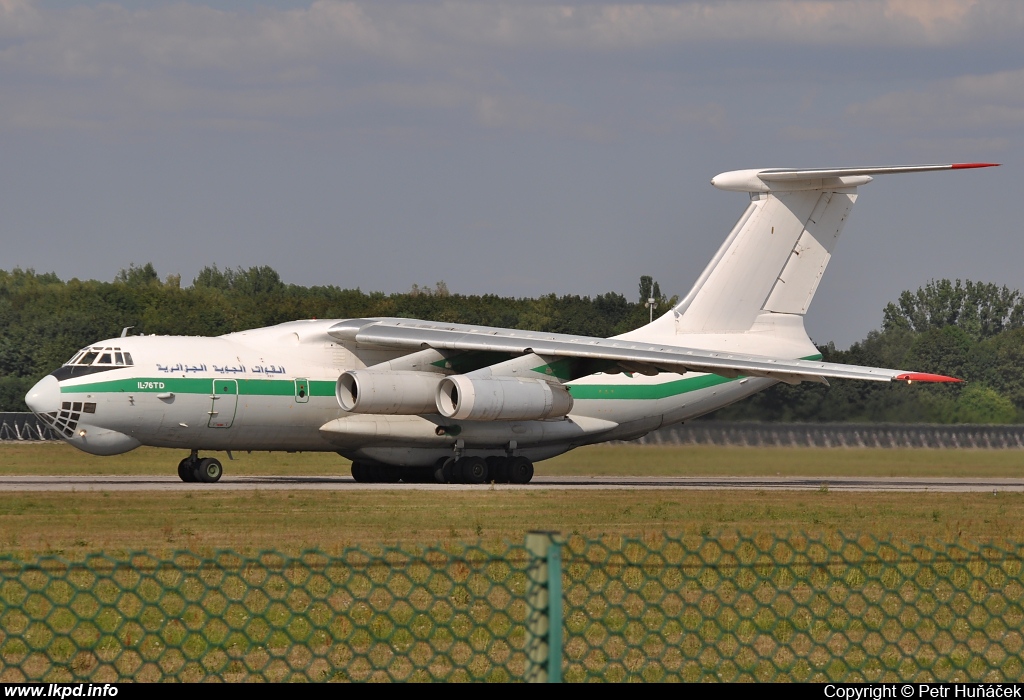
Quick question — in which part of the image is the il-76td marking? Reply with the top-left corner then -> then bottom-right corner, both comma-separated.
137,381 -> 166,390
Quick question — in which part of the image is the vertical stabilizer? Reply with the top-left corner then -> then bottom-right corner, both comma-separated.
676,187 -> 856,334
669,163 -> 998,337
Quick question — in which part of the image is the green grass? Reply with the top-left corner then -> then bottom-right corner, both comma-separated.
4,441 -> 1024,477
1,441 -> 1023,555
0,489 -> 1021,555
546,443 -> 1024,477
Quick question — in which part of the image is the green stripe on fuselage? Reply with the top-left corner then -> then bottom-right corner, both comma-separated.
61,377 -> 337,397
567,354 -> 824,401
60,354 -> 824,403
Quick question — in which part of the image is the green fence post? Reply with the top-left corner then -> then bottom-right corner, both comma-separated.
524,531 -> 564,683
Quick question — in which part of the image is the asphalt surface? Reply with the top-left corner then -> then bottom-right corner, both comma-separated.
1,475 -> 1023,492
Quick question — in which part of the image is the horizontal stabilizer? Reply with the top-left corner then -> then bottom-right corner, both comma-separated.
711,163 -> 999,193
758,163 -> 999,181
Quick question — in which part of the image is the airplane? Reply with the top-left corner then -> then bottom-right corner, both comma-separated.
24,162 -> 997,485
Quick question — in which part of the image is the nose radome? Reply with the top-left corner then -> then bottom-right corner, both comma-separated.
25,375 -> 61,415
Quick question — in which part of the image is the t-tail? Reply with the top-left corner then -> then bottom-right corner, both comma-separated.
628,163 -> 999,351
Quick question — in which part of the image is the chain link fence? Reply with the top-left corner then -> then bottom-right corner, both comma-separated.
1,533 -> 1022,682
636,422 -> 1024,449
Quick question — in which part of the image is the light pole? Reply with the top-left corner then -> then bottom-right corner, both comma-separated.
645,297 -> 656,323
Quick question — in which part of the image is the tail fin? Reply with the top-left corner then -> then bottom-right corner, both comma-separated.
671,163 -> 998,335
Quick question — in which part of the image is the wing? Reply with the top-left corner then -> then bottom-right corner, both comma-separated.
328,317 -> 960,386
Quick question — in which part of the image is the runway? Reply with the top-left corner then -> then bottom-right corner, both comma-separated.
1,474 -> 1023,492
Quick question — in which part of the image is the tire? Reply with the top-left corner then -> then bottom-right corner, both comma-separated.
460,456 -> 488,484
378,464 -> 402,483
196,458 -> 223,483
508,456 -> 534,484
486,457 -> 509,484
434,457 -> 455,484
401,467 -> 433,483
350,461 -> 368,483
177,458 -> 196,483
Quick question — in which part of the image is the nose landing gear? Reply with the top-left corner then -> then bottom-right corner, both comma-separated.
177,451 -> 223,483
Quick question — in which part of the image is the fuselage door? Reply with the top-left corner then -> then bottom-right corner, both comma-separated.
208,379 -> 239,428
294,378 -> 310,404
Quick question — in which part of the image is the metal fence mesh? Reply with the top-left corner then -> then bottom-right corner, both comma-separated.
561,533 -> 1024,682
0,546 -> 533,682
2,533 -> 1023,682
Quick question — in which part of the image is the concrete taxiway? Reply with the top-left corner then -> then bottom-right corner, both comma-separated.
1,475 -> 1023,492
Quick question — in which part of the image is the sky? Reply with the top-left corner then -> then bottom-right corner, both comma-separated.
1,0 -> 1022,348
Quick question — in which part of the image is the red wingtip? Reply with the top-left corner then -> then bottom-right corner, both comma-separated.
895,372 -> 963,384
951,163 -> 1000,169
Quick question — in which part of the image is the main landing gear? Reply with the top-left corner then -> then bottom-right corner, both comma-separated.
433,455 -> 534,485
348,456 -> 534,485
177,450 -> 223,483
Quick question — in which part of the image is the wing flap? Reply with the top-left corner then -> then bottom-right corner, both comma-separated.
329,319 -> 961,385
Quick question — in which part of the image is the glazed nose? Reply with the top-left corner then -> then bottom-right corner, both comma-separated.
25,375 -> 61,415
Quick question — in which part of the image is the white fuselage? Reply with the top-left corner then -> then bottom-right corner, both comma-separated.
27,318 -> 789,468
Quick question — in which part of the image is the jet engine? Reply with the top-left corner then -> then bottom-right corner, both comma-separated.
435,375 -> 573,421
337,370 -> 443,414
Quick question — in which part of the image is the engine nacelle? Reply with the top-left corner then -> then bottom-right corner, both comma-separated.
436,375 -> 573,421
337,370 -> 443,415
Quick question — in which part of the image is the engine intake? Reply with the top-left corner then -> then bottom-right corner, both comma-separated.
337,370 -> 442,415
436,375 -> 573,421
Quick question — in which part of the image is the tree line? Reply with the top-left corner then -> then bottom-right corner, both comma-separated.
0,265 -> 669,411
1,266 -> 1022,423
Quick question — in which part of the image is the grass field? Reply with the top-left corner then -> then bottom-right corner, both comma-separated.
1,489 -> 1022,556
2,442 -> 1024,555
4,441 -> 1024,477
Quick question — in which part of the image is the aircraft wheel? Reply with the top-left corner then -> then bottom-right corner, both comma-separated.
378,464 -> 402,483
486,457 -> 509,484
401,467 -> 433,483
177,458 -> 197,483
196,458 -> 223,483
351,461 -> 369,483
508,456 -> 534,484
460,456 -> 489,485
434,457 -> 455,484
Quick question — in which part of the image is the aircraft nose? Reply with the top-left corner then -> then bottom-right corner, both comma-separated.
25,375 -> 61,415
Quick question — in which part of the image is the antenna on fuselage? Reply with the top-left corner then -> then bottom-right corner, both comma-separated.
120,326 -> 134,338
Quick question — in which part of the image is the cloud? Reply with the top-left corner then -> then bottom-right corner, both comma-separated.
401,1 -> 1023,50
642,103 -> 731,139
4,2 -> 1022,77
0,1 -> 1021,136
474,93 -> 610,139
848,68 -> 1024,132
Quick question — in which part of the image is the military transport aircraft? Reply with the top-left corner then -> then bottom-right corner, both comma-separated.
25,163 -> 996,484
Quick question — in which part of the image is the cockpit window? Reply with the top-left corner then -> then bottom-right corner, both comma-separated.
64,347 -> 134,367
